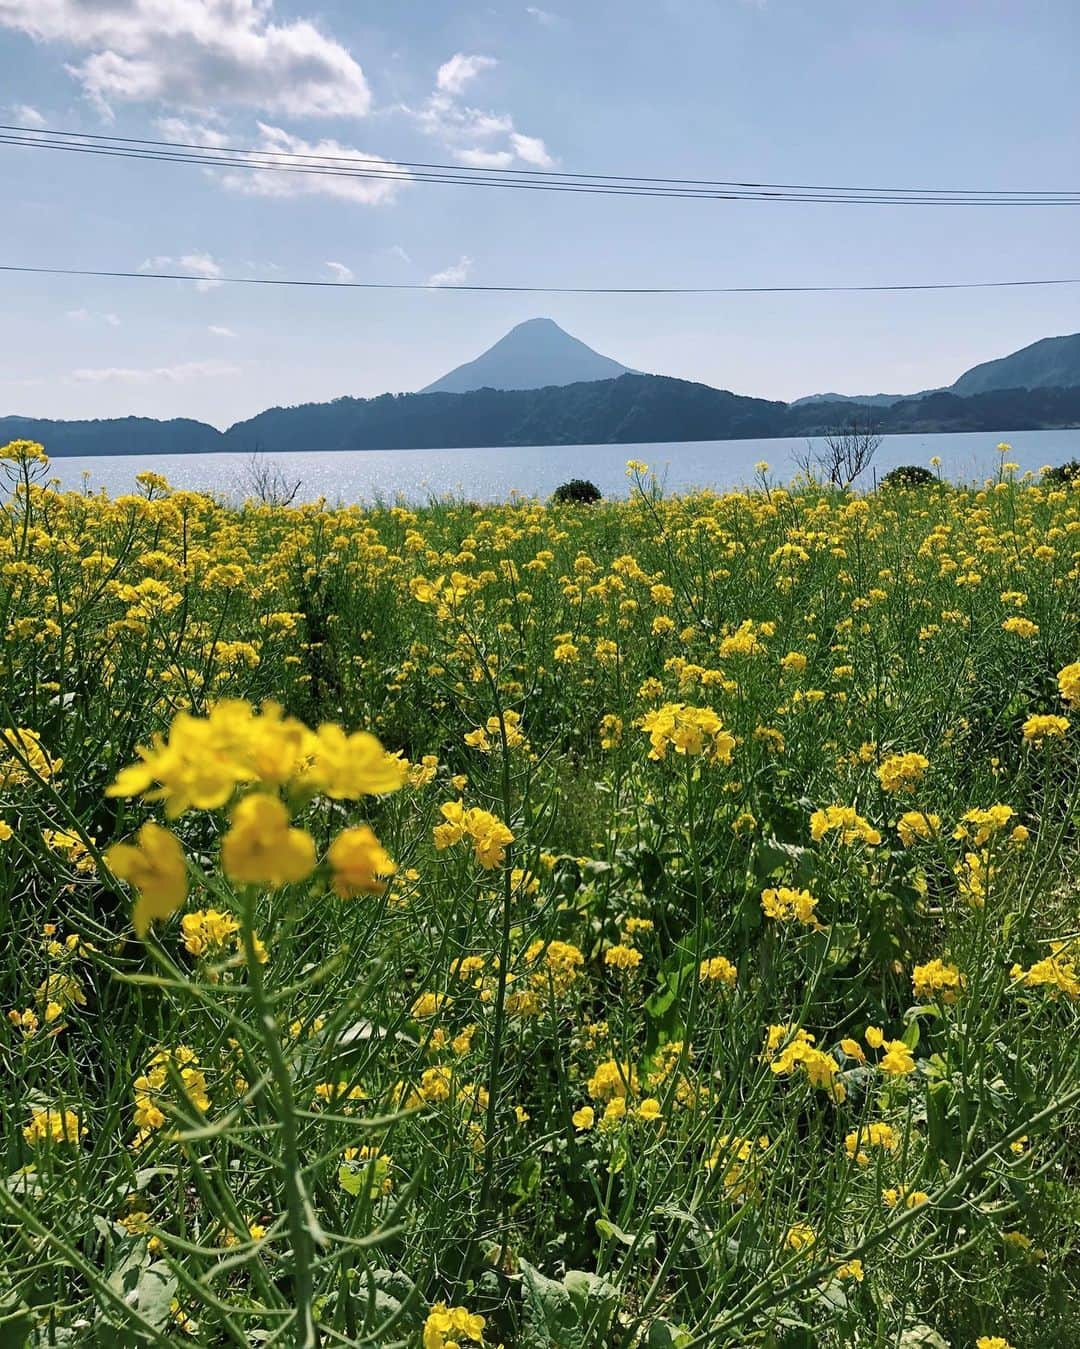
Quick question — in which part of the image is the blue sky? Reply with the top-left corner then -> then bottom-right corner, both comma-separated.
0,0 -> 1077,428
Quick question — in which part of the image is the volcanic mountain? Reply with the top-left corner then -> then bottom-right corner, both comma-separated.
419,316 -> 635,393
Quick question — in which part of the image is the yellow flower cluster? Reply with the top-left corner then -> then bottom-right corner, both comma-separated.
423,1302 -> 485,1349
104,701 -> 402,937
463,709 -> 528,753
587,1058 -> 638,1102
699,955 -> 738,986
1057,660 -> 1080,705
1010,941 -> 1079,999
23,1107 -> 84,1146
1021,713 -> 1069,743
604,943 -> 643,972
0,726 -> 62,787
809,804 -> 882,846
844,1121 -> 900,1165
912,958 -> 966,1004
181,908 -> 240,957
132,1046 -> 210,1146
1,437 -> 48,463
954,804 -> 1016,846
433,801 -> 514,868
639,702 -> 736,763
764,1026 -> 846,1102
107,698 -> 406,817
876,751 -> 930,793
760,886 -> 819,926
896,810 -> 941,846
525,940 -> 585,994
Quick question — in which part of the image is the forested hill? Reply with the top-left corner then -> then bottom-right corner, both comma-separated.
220,375 -> 1080,451
0,414 -> 220,458
7,373 -> 1080,457
220,375 -> 787,452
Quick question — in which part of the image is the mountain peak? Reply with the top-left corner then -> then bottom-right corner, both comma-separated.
420,318 -> 635,394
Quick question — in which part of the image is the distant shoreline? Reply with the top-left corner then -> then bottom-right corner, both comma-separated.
31,417 -> 1080,458
8,371 -> 1080,459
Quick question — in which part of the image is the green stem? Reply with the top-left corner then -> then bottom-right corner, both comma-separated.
241,887 -> 321,1348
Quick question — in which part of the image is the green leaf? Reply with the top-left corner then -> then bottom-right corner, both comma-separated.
518,1261 -> 620,1348
132,1262 -> 177,1332
338,1163 -> 365,1197
596,1218 -> 656,1260
510,1155 -> 542,1213
645,1320 -> 693,1348
519,1260 -> 578,1349
0,1300 -> 34,1348
898,1327 -> 951,1349
564,1269 -> 619,1331
595,1218 -> 636,1246
644,979 -> 677,1021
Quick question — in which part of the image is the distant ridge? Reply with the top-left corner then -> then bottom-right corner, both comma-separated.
5,326 -> 1080,458
794,330 -> 1080,407
950,332 -> 1080,396
0,414 -> 220,457
6,378 -> 1080,459
419,317 -> 634,393
791,391 -> 924,409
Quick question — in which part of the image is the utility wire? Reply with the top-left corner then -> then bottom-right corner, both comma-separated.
2,123 -> 1080,205
2,122 -> 1077,198
1,121 -> 1075,193
3,262 -> 1080,295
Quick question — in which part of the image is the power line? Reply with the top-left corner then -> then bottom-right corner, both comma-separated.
2,122 -> 1075,195
3,262 -> 1080,295
2,123 -> 1080,205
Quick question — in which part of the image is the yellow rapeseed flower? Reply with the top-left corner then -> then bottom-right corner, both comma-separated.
326,825 -> 397,897
220,793 -> 316,889
23,1107 -> 84,1146
422,1303 -> 485,1349
1022,713 -> 1069,743
106,822 -> 189,938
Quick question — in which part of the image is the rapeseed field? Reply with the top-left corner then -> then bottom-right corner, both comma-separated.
1,440 -> 1078,1348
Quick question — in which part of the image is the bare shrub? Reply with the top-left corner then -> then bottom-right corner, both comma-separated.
795,418 -> 882,489
245,451 -> 302,507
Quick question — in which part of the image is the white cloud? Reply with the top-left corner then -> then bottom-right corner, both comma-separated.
436,53 -> 497,96
139,251 -> 224,292
509,132 -> 554,168
66,307 -> 121,325
427,255 -> 472,288
526,6 -> 558,24
408,56 -> 556,171
411,91 -> 512,144
73,360 -> 239,383
208,325 -> 236,337
155,116 -> 230,147
455,147 -> 515,169
325,260 -> 354,282
10,101 -> 46,126
214,122 -> 406,205
0,0 -> 372,119
388,244 -> 412,265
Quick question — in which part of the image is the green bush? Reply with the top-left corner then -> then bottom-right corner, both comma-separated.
552,478 -> 602,505
1042,460 -> 1080,486
881,464 -> 938,488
